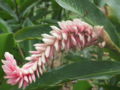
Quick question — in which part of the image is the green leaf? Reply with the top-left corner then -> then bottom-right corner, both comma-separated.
15,25 -> 51,41
106,0 -> 120,34
51,0 -> 62,20
19,39 -> 40,56
55,0 -> 120,48
0,18 -> 11,33
26,61 -> 120,90
0,80 -> 20,90
104,47 -> 120,61
101,85 -> 120,90
32,85 -> 62,90
107,0 -> 120,23
19,0 -> 39,12
0,33 -> 23,78
31,8 -> 50,22
92,0 -> 106,7
3,0 -> 15,9
22,18 -> 34,27
20,0 -> 41,18
0,11 -> 12,19
0,0 -> 18,20
73,81 -> 92,90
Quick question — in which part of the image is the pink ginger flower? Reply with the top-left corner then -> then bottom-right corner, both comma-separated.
2,19 -> 104,88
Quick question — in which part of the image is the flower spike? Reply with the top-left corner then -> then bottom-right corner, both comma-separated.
2,19 -> 104,88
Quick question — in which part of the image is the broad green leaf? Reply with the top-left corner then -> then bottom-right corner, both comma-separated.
51,0 -> 63,20
101,85 -> 120,90
15,25 -> 51,41
0,0 -> 18,20
0,18 -> 11,33
22,18 -> 33,27
55,0 -> 120,49
42,19 -> 58,25
0,33 -> 23,78
26,61 -> 120,90
28,85 -> 62,90
0,80 -> 20,90
73,81 -> 92,90
91,0 -> 106,7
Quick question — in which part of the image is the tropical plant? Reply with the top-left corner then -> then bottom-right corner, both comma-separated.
0,0 -> 120,90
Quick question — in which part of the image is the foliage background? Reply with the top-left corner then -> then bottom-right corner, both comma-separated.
0,0 -> 120,90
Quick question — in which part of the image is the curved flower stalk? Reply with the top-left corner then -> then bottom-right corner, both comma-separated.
2,19 -> 104,88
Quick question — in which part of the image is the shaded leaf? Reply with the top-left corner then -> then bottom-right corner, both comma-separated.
22,18 -> 33,27
19,39 -> 40,56
15,25 -> 51,41
0,80 -> 20,90
0,0 -> 18,20
31,8 -> 50,22
0,18 -> 11,33
20,0 -> 41,17
26,61 -> 120,90
101,85 -> 120,90
0,11 -> 12,19
19,0 -> 40,12
51,0 -> 62,20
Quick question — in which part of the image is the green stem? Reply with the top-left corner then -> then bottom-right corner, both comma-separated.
16,43 -> 25,60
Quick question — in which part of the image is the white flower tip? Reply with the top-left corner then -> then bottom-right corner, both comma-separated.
4,52 -> 11,57
50,26 -> 60,30
32,63 -> 37,71
41,53 -> 46,64
45,46 -> 50,58
98,41 -> 106,48
25,57 -> 32,61
38,58 -> 42,66
33,43 -> 40,47
42,38 -> 54,44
